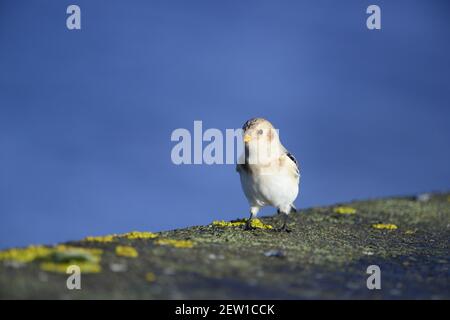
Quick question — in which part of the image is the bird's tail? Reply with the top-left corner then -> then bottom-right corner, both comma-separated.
277,205 -> 297,215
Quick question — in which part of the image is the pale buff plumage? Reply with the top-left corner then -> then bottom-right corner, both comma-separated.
236,118 -> 300,231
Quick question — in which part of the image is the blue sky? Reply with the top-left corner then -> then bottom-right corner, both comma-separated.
1,0 -> 449,248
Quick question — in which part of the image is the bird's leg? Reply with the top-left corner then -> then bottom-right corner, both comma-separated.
244,206 -> 259,230
278,212 -> 291,233
244,218 -> 253,230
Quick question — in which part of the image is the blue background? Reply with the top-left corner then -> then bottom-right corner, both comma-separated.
1,0 -> 449,248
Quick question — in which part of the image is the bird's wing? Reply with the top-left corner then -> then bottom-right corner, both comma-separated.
284,151 -> 300,178
236,153 -> 246,173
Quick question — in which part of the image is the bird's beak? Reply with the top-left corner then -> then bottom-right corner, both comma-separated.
244,134 -> 252,143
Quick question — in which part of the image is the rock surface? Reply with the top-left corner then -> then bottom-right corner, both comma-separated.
1,193 -> 449,299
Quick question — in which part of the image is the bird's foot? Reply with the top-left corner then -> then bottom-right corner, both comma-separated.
277,224 -> 292,233
244,219 -> 256,230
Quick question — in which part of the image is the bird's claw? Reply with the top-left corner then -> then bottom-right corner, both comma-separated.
244,220 -> 255,230
277,224 -> 292,233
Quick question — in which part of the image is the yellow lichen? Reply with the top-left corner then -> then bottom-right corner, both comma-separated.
54,245 -> 103,256
115,245 -> 138,258
0,245 -> 103,274
0,245 -> 102,264
119,231 -> 158,240
372,223 -> 398,230
212,220 -> 246,227
83,231 -> 158,243
145,272 -> 156,282
333,206 -> 357,214
249,219 -> 273,229
405,229 -> 416,235
212,218 -> 273,230
84,235 -> 116,243
0,245 -> 53,263
155,239 -> 195,248
40,261 -> 101,273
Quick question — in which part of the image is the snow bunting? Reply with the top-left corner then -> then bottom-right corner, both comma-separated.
236,118 -> 300,232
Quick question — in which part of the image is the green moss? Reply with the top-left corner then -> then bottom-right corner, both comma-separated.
1,192 -> 449,299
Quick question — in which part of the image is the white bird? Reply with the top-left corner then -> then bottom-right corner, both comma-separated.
236,118 -> 300,231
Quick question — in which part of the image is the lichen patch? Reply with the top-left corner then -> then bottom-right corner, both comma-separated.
333,206 -> 357,215
212,218 -> 273,229
115,245 -> 138,258
155,239 -> 195,248
372,223 -> 398,230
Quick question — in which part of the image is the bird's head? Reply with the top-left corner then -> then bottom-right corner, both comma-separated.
242,118 -> 282,164
242,118 -> 279,145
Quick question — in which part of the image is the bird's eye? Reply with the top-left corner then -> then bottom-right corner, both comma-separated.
257,129 -> 263,135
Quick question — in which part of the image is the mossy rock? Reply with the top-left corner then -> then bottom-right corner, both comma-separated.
0,193 -> 449,299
